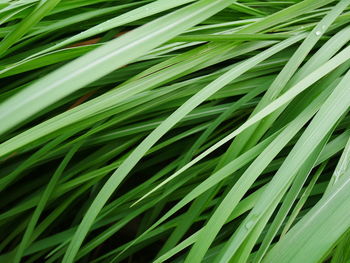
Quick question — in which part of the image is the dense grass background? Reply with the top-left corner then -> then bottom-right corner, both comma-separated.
0,0 -> 350,262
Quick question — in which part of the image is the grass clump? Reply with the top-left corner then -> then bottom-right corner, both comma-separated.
0,0 -> 350,262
